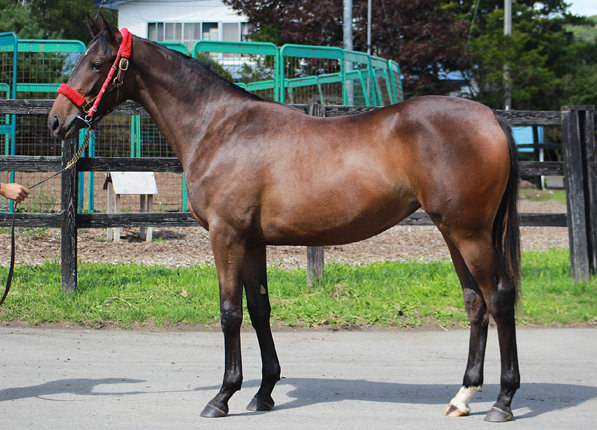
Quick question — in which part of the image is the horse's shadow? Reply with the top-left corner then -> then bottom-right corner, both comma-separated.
198,378 -> 597,420
3,376 -> 594,420
0,378 -> 146,402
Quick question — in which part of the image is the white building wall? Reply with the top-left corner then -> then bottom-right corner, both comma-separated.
116,0 -> 246,38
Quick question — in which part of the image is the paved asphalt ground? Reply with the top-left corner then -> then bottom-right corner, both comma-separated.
0,327 -> 595,429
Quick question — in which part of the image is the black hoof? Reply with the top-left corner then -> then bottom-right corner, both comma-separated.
200,402 -> 228,418
247,394 -> 275,412
484,406 -> 513,422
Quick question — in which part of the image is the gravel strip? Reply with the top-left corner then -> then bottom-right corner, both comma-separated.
0,200 -> 568,269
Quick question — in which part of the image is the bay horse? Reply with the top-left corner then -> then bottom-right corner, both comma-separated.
49,15 -> 521,422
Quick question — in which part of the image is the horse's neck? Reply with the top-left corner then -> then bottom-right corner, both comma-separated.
130,38 -> 247,163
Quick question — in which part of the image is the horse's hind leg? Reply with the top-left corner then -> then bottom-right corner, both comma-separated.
442,239 -> 488,417
242,246 -> 281,412
444,232 -> 520,422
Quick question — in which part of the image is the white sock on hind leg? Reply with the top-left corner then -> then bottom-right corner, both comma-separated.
449,385 -> 482,414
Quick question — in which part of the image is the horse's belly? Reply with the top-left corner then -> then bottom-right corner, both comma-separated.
261,191 -> 420,246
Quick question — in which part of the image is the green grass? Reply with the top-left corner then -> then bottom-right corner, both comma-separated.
519,187 -> 567,203
0,249 -> 595,329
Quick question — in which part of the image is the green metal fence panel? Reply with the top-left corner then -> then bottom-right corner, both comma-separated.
0,32 -> 17,212
12,39 -> 86,158
17,39 -> 88,212
193,40 -> 280,101
16,39 -> 86,53
0,33 -> 17,99
370,55 -> 395,106
388,60 -> 404,103
280,44 -> 346,105
159,41 -> 190,56
2,39 -> 97,213
344,50 -> 380,106
0,32 -> 17,151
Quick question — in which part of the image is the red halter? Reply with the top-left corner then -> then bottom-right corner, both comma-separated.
58,28 -> 132,127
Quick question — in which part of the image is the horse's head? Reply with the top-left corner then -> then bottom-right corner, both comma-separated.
48,14 -> 135,139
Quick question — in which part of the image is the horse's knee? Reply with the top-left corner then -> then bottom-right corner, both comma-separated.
220,303 -> 243,334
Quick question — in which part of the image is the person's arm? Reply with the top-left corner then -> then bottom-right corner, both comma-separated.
0,181 -> 30,203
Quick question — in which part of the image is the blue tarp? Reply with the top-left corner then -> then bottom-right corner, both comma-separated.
512,126 -> 544,153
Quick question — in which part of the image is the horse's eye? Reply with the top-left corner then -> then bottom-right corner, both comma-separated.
90,61 -> 103,71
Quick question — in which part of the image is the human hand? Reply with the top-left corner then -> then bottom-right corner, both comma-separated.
0,182 -> 30,203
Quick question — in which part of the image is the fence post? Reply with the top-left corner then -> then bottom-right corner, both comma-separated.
306,103 -> 325,286
579,106 -> 596,274
61,138 -> 78,292
561,106 -> 595,281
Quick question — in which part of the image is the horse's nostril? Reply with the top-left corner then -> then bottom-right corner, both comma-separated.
50,115 -> 60,133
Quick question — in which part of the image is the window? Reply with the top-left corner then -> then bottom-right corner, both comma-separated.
222,23 -> 238,42
184,23 -> 201,41
202,23 -> 218,41
164,23 -> 182,41
148,22 -> 164,41
149,22 -> 246,51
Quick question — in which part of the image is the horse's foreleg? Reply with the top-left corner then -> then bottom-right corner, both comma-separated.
443,241 -> 488,417
200,230 -> 246,418
242,246 -> 281,412
454,237 -> 520,422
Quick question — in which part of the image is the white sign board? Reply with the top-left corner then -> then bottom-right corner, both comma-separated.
107,172 -> 158,195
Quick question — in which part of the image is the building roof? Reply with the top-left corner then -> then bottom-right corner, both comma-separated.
94,0 -> 130,9
94,1 -> 246,22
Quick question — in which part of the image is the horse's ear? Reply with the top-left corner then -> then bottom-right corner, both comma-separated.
98,13 -> 118,43
87,14 -> 102,37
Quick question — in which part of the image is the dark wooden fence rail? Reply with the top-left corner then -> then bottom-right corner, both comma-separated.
0,100 -> 595,290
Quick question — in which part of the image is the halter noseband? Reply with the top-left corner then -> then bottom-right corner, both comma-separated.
58,28 -> 132,128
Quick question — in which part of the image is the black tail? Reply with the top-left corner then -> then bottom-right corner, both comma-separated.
493,116 -> 521,302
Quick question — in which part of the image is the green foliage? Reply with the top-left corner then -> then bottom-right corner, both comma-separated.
27,0 -> 116,41
0,0 -> 116,41
561,66 -> 597,105
0,250 -> 594,328
566,15 -> 597,42
248,24 -> 282,45
467,9 -> 562,109
195,53 -> 234,82
0,0 -> 43,38
227,0 -> 596,108
461,4 -> 597,110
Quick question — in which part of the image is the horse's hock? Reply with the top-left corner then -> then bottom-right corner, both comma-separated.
103,172 -> 158,242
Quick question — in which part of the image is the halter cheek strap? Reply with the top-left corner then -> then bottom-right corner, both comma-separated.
58,28 -> 132,125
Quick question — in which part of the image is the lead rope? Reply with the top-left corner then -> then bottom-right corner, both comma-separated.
0,128 -> 93,306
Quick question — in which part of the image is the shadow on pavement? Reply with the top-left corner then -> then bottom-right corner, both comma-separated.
0,378 -> 146,401
197,377 -> 597,420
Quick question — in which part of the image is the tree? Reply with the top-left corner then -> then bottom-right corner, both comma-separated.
0,1 -> 116,41
28,0 -> 116,41
224,0 -> 472,97
0,0 -> 44,38
456,1 -> 597,109
226,0 -> 597,109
